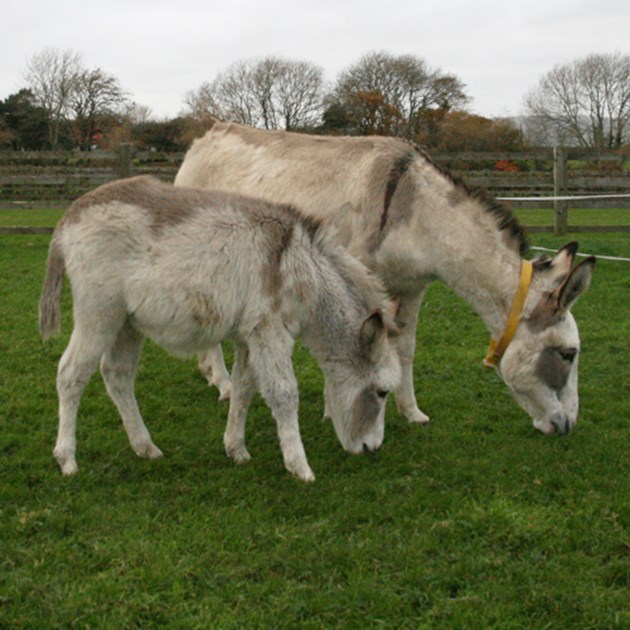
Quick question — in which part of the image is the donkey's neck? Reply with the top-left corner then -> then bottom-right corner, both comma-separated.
442,243 -> 522,339
300,285 -> 365,368
420,193 -> 525,340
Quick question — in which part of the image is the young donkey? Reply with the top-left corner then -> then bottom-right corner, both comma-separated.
176,123 -> 596,436
40,176 -> 401,481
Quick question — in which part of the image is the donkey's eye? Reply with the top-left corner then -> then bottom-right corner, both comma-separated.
376,390 -> 389,399
558,348 -> 577,363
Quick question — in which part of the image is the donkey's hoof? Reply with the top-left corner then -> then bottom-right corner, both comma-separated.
61,461 -> 78,475
234,451 -> 251,465
53,448 -> 79,475
286,461 -> 315,482
296,467 -> 316,483
404,407 -> 430,425
207,376 -> 231,401
217,384 -> 231,402
225,443 -> 251,464
134,442 -> 164,459
55,451 -> 78,475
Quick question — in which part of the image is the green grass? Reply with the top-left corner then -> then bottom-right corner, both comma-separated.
0,208 -> 65,227
1,206 -> 629,231
515,207 -> 630,227
0,226 -> 628,628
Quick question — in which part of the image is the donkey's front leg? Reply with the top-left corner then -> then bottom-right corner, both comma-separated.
248,329 -> 315,482
223,342 -> 257,464
393,289 -> 430,424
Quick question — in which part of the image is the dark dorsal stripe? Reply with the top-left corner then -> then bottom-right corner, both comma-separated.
381,152 -> 415,232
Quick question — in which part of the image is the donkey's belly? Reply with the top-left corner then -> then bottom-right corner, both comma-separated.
126,286 -> 231,357
135,319 -> 229,358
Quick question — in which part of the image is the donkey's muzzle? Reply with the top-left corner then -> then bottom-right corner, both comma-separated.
362,442 -> 381,455
550,414 -> 573,436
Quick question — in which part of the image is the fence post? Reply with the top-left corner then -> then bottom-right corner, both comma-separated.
553,146 -> 568,236
117,143 -> 134,179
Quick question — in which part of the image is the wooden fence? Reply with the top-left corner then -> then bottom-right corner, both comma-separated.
0,146 -> 181,207
1,145 -> 628,235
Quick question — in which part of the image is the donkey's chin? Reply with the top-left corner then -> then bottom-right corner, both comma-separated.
533,413 -> 575,436
343,437 -> 383,455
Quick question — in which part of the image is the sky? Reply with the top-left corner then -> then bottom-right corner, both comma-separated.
1,0 -> 629,121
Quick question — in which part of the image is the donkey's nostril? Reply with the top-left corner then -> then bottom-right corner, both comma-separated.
551,415 -> 571,436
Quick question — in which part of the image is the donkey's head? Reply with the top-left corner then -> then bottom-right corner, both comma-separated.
324,311 -> 401,454
493,243 -> 595,435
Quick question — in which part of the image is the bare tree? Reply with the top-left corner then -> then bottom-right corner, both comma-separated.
269,59 -> 323,130
24,48 -> 129,149
250,57 -> 283,129
184,57 -> 325,130
524,52 -> 630,149
331,51 -> 469,138
215,60 -> 260,126
23,48 -> 83,147
70,68 -> 128,149
125,103 -> 154,126
183,82 -> 223,123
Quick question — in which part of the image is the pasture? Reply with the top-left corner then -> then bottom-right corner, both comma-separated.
0,211 -> 628,628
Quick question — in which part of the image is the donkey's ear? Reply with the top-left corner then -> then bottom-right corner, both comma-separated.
551,242 -> 579,273
555,241 -> 579,264
360,311 -> 386,359
556,256 -> 596,313
537,242 -> 579,290
528,255 -> 596,327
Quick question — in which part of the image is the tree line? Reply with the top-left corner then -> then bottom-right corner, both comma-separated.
1,48 -> 628,153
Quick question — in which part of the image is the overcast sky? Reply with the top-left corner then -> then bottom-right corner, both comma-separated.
2,0 -> 628,120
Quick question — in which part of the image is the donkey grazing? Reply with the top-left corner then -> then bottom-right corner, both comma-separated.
40,176 -> 401,481
175,122 -> 596,436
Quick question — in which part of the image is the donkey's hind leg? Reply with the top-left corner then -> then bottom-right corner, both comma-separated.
100,322 -> 163,461
223,342 -> 257,464
198,345 -> 231,401
54,326 -> 113,475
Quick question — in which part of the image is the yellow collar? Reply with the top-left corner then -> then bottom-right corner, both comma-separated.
483,260 -> 533,368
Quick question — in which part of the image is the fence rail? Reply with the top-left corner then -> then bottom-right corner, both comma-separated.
1,145 -> 628,235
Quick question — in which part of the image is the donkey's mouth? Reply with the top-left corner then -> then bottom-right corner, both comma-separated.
362,442 -> 381,455
533,418 -> 557,435
534,414 -> 573,436
550,414 -> 572,436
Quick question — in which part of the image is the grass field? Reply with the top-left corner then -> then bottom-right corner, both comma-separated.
0,209 -> 628,628
1,206 -> 629,229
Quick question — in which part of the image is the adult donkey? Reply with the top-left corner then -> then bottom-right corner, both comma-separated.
40,176 -> 401,481
175,122 -> 596,436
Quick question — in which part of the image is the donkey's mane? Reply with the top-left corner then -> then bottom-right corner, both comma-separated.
296,203 -> 390,313
323,240 -> 391,315
252,200 -> 390,324
403,141 -> 529,257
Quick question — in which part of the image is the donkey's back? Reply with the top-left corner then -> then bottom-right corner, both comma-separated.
41,176 -> 321,354
175,122 -> 414,257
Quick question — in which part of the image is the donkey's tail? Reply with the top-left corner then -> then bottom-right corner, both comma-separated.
39,238 -> 65,340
